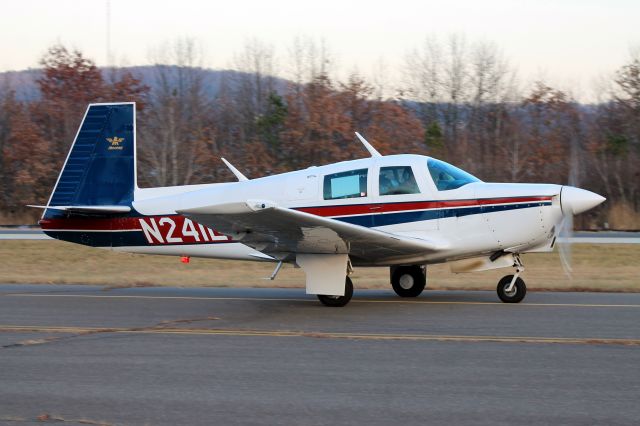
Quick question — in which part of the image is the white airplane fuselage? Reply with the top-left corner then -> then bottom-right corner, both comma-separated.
88,154 -> 562,266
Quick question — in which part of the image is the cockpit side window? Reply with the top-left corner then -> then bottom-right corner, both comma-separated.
379,166 -> 420,196
323,168 -> 368,200
427,158 -> 480,191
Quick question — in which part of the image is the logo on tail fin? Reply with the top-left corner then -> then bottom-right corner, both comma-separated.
106,136 -> 124,150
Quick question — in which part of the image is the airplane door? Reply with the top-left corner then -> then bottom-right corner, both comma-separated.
372,164 -> 438,231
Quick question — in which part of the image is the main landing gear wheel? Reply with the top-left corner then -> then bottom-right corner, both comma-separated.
317,276 -> 354,307
391,266 -> 426,298
497,275 -> 527,303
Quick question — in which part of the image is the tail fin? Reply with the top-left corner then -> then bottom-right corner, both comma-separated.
43,103 -> 136,215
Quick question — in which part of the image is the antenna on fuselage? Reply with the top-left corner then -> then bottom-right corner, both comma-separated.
221,158 -> 249,182
355,132 -> 382,157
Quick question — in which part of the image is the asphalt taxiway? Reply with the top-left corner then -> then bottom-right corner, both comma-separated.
1,284 -> 639,425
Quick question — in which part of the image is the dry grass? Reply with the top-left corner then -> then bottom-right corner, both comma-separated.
608,202 -> 640,230
0,240 -> 638,292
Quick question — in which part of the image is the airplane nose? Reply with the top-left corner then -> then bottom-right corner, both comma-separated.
560,186 -> 606,215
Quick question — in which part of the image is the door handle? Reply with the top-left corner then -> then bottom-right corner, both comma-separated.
369,206 -> 382,210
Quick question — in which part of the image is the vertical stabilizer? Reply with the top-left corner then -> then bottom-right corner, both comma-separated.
46,103 -> 136,212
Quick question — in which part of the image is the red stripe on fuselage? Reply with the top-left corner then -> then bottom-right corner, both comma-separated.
40,215 -> 231,245
295,196 -> 553,217
39,196 -> 553,232
40,216 -> 141,231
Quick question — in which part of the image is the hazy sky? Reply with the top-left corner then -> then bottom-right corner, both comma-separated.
1,0 -> 638,99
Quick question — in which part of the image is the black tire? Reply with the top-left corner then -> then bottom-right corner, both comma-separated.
317,276 -> 354,307
391,266 -> 426,297
497,275 -> 526,303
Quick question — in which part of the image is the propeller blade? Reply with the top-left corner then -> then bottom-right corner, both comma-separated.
557,214 -> 573,278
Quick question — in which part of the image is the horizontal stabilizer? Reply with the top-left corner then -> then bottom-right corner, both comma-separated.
28,205 -> 131,214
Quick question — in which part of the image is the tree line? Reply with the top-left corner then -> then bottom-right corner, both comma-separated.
0,37 -> 638,228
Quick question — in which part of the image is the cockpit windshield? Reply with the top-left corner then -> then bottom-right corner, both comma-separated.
427,158 -> 481,191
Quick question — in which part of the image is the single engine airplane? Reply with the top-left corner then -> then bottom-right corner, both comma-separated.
33,103 -> 605,306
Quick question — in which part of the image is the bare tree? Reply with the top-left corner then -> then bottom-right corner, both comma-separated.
402,35 -> 442,123
402,34 -> 472,162
589,49 -> 640,208
371,57 -> 391,100
226,38 -> 278,146
467,41 -> 518,175
286,36 -> 334,86
140,38 -> 213,187
0,83 -> 16,207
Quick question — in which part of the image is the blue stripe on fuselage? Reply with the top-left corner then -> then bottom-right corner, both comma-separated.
336,202 -> 552,227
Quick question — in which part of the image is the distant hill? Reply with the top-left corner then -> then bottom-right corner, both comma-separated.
0,69 -> 41,100
0,66 -> 290,101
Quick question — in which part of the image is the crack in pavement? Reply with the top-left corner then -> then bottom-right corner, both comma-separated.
0,316 -> 220,350
1,413 -> 114,425
1,324 -> 639,346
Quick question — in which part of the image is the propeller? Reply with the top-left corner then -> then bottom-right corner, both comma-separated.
557,213 -> 573,278
556,185 -> 606,279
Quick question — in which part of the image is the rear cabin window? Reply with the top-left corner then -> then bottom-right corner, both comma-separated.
323,169 -> 368,200
379,166 -> 420,196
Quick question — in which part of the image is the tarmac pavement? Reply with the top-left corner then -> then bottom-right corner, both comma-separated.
0,284 -> 639,425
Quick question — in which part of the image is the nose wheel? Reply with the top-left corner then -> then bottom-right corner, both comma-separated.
497,255 -> 526,303
497,275 -> 526,303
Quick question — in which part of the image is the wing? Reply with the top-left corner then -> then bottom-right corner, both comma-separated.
177,199 -> 448,264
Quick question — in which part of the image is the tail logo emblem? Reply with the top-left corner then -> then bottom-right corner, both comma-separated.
106,136 -> 124,150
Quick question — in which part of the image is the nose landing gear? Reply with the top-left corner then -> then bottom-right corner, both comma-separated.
496,254 -> 527,303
